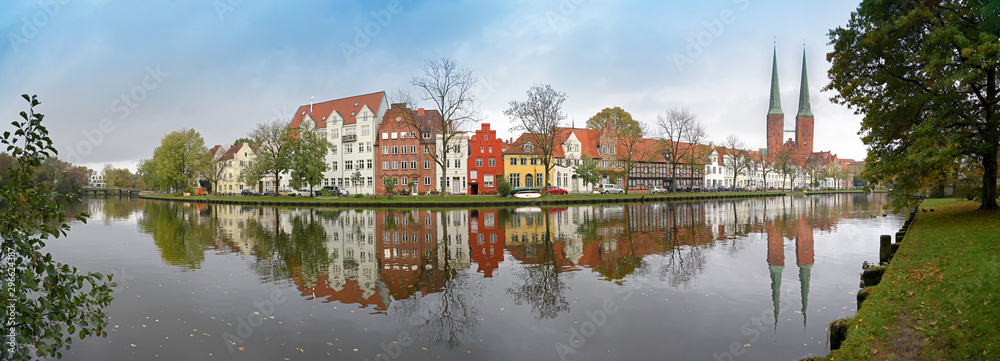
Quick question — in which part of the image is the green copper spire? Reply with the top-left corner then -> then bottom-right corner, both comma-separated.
799,264 -> 812,329
770,265 -> 783,329
768,47 -> 783,115
797,49 -> 813,117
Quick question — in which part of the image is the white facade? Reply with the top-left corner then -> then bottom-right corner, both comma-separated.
553,132 -> 595,194
88,170 -> 105,188
435,133 -> 469,195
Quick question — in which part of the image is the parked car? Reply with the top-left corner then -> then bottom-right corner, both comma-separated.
278,189 -> 297,196
261,190 -> 276,197
240,189 -> 260,196
195,187 -> 208,195
322,185 -> 350,196
542,186 -> 568,195
650,186 -> 666,194
291,188 -> 314,197
595,184 -> 624,194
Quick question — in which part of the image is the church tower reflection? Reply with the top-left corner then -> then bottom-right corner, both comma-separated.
766,223 -> 783,328
796,217 -> 814,328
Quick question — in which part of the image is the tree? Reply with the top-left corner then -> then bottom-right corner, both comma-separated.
722,135 -> 753,189
573,157 -> 601,189
827,0 -> 1000,209
0,152 -> 15,186
656,108 -> 698,192
773,147 -> 796,189
399,58 -> 482,196
505,84 -> 568,197
383,176 -> 397,195
151,129 -> 209,191
682,120 -> 709,188
103,165 -> 135,188
232,137 -> 253,148
241,120 -> 293,193
137,158 -> 162,191
587,107 -> 649,193
1,95 -> 114,359
350,169 -> 363,195
65,165 -> 90,191
288,125 -> 330,193
205,147 -> 231,195
496,175 -> 513,197
754,149 -> 777,190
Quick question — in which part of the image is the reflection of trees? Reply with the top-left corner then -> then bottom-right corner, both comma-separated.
657,203 -> 709,288
136,201 -> 218,269
242,211 -> 331,285
507,212 -> 570,319
390,230 -> 482,350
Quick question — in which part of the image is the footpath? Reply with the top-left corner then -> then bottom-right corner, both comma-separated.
812,199 -> 1000,360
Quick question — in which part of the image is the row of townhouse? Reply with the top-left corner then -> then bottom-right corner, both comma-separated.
209,91 -> 854,195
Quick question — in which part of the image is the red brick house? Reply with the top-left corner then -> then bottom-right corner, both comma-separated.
375,104 -> 442,195
467,123 -> 505,195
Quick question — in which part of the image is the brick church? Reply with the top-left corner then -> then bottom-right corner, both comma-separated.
766,47 -> 814,162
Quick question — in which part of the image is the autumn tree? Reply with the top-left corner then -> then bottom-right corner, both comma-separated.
505,84 -> 568,197
573,157 -> 601,190
586,107 -> 649,193
394,58 -> 482,195
827,0 -> 1000,209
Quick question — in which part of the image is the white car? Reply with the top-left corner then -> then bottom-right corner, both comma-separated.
291,188 -> 314,197
595,184 -> 625,194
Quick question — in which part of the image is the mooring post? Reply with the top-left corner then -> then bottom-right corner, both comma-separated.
896,231 -> 905,243
880,235 -> 892,264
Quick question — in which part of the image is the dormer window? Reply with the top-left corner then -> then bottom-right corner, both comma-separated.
351,111 -> 356,116
354,102 -> 359,107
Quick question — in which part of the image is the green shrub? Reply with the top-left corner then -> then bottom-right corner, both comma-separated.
497,176 -> 512,197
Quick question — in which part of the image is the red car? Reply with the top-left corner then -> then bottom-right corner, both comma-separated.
543,186 -> 568,195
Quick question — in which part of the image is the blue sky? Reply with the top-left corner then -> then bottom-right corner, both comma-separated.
0,0 -> 866,171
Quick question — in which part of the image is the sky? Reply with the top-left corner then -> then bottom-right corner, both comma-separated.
0,0 -> 868,172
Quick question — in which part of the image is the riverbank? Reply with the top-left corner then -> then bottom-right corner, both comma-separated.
814,198 -> 1000,360
138,190 -> 811,208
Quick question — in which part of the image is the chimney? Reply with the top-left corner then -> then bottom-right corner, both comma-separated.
418,108 -> 425,115
310,96 -> 314,113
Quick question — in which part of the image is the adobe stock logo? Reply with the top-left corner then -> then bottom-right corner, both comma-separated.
6,0 -> 72,54
671,0 -> 751,71
340,0 -> 404,63
63,65 -> 169,165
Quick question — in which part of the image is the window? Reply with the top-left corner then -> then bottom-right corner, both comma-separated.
382,133 -> 388,140
410,132 -> 416,138
484,134 -> 489,141
510,173 -> 520,187
332,129 -> 340,138
391,132 -> 398,139
332,161 -> 338,171
476,158 -> 483,167
422,132 -> 431,139
410,161 -> 417,169
488,146 -> 493,153
382,146 -> 388,155
424,176 -> 431,185
331,145 -> 338,154
424,161 -> 431,169
367,159 -> 373,169
454,159 -> 461,168
401,146 -> 407,154
488,158 -> 496,167
392,161 -> 398,170
346,144 -> 352,153
530,158 -> 538,166
401,177 -> 408,185
367,177 -> 373,186
480,146 -> 484,153
345,161 -> 353,170
520,158 -> 527,165
409,145 -> 416,154
392,146 -> 398,154
510,158 -> 516,166
611,146 -> 616,155
484,174 -> 494,188
361,125 -> 370,136
382,162 -> 389,170
424,146 -> 429,154
401,132 -> 407,139
602,146 -> 607,154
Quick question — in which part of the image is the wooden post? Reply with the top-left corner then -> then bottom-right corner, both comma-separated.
880,235 -> 892,264
896,231 -> 905,243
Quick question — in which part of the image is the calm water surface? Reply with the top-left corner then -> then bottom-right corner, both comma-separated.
47,194 -> 902,361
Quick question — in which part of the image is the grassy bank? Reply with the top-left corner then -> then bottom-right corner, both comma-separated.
139,190 -> 801,208
818,198 -> 1000,360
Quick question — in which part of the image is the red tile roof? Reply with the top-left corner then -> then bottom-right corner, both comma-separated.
289,91 -> 386,129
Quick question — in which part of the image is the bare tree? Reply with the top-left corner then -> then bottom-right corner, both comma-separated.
616,121 -> 652,194
656,108 -> 696,192
754,149 -> 777,191
722,135 -> 753,190
205,146 -> 232,194
505,84 -> 568,196
397,58 -> 482,196
682,117 -> 709,189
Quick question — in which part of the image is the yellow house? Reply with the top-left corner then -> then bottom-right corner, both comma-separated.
502,134 -> 555,188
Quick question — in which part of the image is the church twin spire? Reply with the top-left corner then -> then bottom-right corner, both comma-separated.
768,46 -> 811,117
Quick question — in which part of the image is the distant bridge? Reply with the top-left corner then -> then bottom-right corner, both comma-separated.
80,187 -> 142,198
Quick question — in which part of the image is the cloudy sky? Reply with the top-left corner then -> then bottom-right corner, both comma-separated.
1,0 -> 867,172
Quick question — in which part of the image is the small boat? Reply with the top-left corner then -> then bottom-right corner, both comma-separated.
514,192 -> 541,199
513,207 -> 542,213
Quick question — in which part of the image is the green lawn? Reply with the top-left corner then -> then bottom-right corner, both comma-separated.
816,198 -> 1000,360
141,190 -> 797,207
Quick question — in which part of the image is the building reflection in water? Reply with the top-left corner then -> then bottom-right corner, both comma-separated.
124,194 -> 880,347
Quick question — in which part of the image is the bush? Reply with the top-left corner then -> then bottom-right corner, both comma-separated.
497,176 -> 512,197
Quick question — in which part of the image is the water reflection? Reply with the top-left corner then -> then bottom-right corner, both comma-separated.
75,193 -> 892,356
